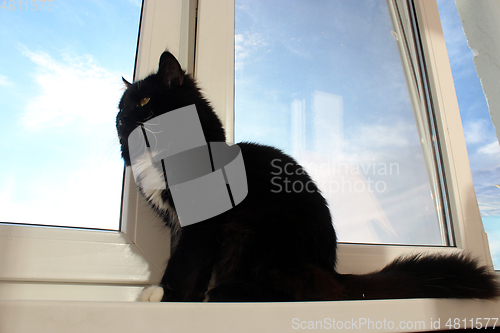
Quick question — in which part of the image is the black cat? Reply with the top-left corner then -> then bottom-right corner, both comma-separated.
116,51 -> 499,302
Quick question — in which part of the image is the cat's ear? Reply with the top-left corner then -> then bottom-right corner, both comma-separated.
158,51 -> 184,88
122,77 -> 132,87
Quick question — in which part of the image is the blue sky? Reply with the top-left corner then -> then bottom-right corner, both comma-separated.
0,0 -> 141,229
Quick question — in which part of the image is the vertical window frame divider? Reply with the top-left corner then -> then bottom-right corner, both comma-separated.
195,0 -> 235,143
121,0 -> 200,283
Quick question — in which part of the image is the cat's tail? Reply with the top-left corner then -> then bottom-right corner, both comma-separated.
337,253 -> 500,300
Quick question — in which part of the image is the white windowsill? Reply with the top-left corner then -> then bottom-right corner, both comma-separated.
0,223 -> 165,285
0,298 -> 498,333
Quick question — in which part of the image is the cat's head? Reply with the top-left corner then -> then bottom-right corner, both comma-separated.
116,51 -> 225,165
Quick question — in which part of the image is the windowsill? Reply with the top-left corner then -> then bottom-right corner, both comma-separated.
0,298 -> 498,332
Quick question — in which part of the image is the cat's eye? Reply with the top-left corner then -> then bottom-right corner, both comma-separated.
139,97 -> 150,107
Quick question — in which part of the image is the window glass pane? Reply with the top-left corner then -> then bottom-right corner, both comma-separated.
437,0 -> 500,268
235,0 -> 444,245
0,1 -> 141,230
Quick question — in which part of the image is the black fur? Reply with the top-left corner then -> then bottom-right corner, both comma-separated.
116,51 -> 499,302
339,254 -> 499,300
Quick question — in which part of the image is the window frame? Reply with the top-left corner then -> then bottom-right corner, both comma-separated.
194,0 -> 495,272
0,0 -> 495,302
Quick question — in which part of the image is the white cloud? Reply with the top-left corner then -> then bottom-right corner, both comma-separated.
343,122 -> 414,160
359,124 -> 411,148
21,48 -> 123,129
1,47 -> 126,230
463,119 -> 488,144
0,74 -> 10,86
235,32 -> 267,71
478,140 -> 500,154
0,159 -> 123,230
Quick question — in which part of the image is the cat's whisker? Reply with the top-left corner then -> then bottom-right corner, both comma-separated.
142,125 -> 161,148
144,111 -> 156,122
142,125 -> 162,135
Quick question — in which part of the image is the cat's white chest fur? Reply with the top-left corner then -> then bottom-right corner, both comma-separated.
132,152 -> 169,211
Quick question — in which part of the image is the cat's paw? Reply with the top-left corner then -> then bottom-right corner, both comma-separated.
137,285 -> 164,302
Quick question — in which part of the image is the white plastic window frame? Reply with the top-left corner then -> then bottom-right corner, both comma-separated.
193,0 -> 495,274
0,0 -> 494,302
